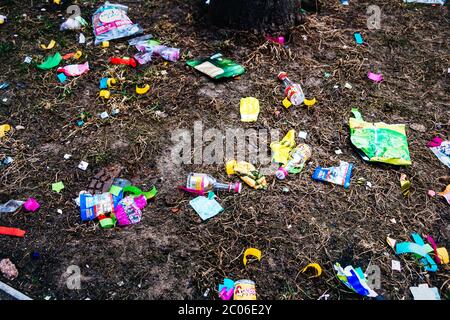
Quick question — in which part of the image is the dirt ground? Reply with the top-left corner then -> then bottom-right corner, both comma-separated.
0,0 -> 449,300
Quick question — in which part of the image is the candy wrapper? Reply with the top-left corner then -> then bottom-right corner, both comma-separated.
79,192 -> 122,222
130,36 -> 180,64
57,62 -> 89,76
226,160 -> 267,190
92,2 -> 143,45
349,108 -> 411,165
312,161 -> 353,188
334,263 -> 378,298
270,130 -> 296,165
115,195 -> 146,226
186,53 -> 245,80
427,137 -> 450,168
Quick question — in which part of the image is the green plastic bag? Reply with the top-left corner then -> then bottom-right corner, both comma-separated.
349,108 -> 411,165
186,53 -> 245,79
37,52 -> 62,70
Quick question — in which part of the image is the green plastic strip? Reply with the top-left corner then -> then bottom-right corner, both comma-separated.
351,108 -> 363,121
122,185 -> 157,200
37,52 -> 62,70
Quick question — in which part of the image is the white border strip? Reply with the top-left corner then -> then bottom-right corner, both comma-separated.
0,281 -> 33,300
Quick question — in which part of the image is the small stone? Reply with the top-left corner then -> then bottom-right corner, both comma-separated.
15,125 -> 25,130
410,123 -> 426,133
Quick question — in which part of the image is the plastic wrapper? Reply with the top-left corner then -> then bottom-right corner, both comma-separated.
349,108 -> 411,165
226,160 -> 267,190
115,195 -> 146,226
427,137 -> 450,168
79,192 -> 122,221
312,161 -> 353,188
186,53 -> 245,79
92,2 -> 143,45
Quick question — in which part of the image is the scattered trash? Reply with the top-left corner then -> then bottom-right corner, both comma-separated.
438,185 -> 450,205
180,172 -> 241,195
110,56 -> 137,67
23,198 -> 40,212
186,53 -> 245,80
344,82 -> 352,89
276,144 -> 311,180
226,160 -> 267,190
301,263 -> 323,278
334,263 -> 378,298
354,32 -> 364,45
387,232 -> 440,272
410,284 -> 441,300
243,248 -> 262,266
189,191 -> 223,221
271,130 -> 296,165
92,2 -> 143,45
0,15 -> 6,24
51,181 -> 65,193
368,71 -> 383,83
99,90 -> 111,99
266,34 -> 285,45
136,84 -> 150,95
234,280 -> 256,300
0,82 -> 9,90
57,62 -> 89,76
349,108 -> 411,165
312,161 -> 353,189
0,259 -> 18,280
37,52 -> 62,70
400,174 -> 411,197
63,154 -> 72,160
79,33 -> 86,44
115,195 -> 147,226
427,137 -> 450,168
218,278 -> 235,300
60,16 -> 88,31
57,73 -> 67,83
0,124 -> 11,138
340,0 -> 350,5
335,149 -> 343,155
0,200 -> 25,213
391,260 -> 401,272
240,97 -> 260,122
428,190 -> 436,197
79,192 -> 119,222
23,56 -> 32,64
131,36 -> 180,63
99,77 -> 116,89
40,40 -> 56,50
102,41 -> 109,48
62,50 -> 82,60
0,156 -> 13,169
100,111 -> 109,119
78,161 -> 89,171
278,71 -> 305,106
0,226 -> 26,238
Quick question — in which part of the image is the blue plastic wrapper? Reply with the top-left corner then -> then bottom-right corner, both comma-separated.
79,191 -> 122,221
312,161 -> 353,189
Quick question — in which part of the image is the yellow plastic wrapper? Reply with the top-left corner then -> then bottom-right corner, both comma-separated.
270,130 -> 296,165
240,97 -> 260,122
226,160 -> 267,190
0,124 -> 11,138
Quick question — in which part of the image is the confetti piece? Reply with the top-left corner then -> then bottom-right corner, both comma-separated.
78,161 -> 89,171
99,90 -> 110,99
0,226 -> 25,237
23,198 -> 40,212
243,248 -> 262,266
40,39 -> 56,50
102,41 -> 109,48
282,97 -> 292,109
304,97 -> 317,107
391,260 -> 401,271
301,263 -> 323,277
136,84 -> 150,95
57,73 -> 67,83
0,124 -> 11,138
52,181 -> 64,193
368,71 -> 383,83
400,173 -> 411,196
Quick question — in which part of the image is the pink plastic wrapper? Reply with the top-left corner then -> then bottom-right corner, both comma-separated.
57,62 -> 89,77
23,198 -> 40,212
115,195 -> 147,226
0,258 -> 18,280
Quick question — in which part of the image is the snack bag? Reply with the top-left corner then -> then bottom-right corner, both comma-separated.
427,137 -> 450,168
186,53 -> 245,80
92,2 -> 143,45
79,192 -> 121,221
226,160 -> 267,190
115,195 -> 147,226
312,161 -> 353,189
270,130 -> 296,165
349,108 -> 411,165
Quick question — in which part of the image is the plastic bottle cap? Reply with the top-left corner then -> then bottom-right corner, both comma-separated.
235,182 -> 242,193
276,167 -> 288,180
